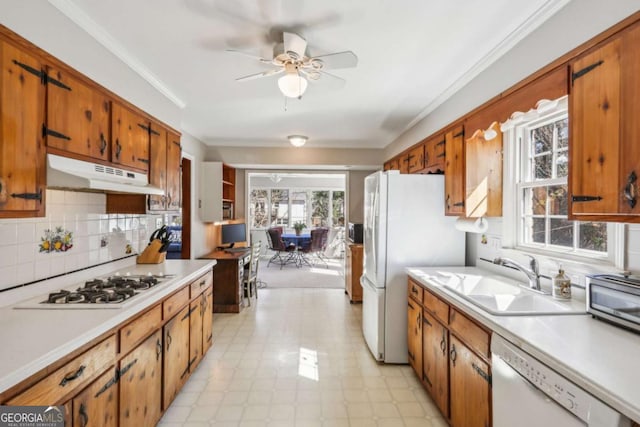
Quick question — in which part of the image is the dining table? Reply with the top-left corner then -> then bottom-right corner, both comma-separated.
281,233 -> 311,248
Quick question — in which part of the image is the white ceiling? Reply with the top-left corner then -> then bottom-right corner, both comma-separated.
50,0 -> 569,149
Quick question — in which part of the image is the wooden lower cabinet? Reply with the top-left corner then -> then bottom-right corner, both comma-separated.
408,277 -> 491,427
407,297 -> 422,377
119,330 -> 163,427
345,243 -> 363,302
449,335 -> 491,427
163,305 -> 191,409
73,367 -> 118,427
203,285 -> 214,353
422,310 -> 449,418
189,297 -> 204,371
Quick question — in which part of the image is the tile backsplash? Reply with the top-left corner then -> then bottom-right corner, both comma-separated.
0,190 -> 161,292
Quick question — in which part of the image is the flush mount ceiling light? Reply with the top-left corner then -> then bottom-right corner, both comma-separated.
270,173 -> 282,184
278,71 -> 308,98
288,135 -> 308,147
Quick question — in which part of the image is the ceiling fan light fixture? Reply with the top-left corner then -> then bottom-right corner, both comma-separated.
278,74 -> 308,98
288,135 -> 308,147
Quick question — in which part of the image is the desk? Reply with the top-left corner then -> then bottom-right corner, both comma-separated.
200,249 -> 250,313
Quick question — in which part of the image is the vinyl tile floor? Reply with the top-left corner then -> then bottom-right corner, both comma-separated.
158,288 -> 447,427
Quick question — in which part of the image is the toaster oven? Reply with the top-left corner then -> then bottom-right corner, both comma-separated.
587,274 -> 640,333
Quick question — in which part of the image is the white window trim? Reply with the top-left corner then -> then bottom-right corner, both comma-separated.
501,96 -> 625,270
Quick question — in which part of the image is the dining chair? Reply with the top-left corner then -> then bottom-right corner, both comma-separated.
298,227 -> 329,268
266,227 -> 297,269
243,241 -> 261,306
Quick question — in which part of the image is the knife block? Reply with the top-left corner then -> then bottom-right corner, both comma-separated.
136,240 -> 166,264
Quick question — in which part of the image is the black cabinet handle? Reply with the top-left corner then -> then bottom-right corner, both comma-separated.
78,403 -> 88,427
440,330 -> 447,355
59,365 -> 85,386
624,171 -> 637,209
166,331 -> 172,350
156,338 -> 162,361
450,344 -> 457,366
99,133 -> 107,155
115,139 -> 122,159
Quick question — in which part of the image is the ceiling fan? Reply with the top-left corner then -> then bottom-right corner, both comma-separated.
227,31 -> 358,99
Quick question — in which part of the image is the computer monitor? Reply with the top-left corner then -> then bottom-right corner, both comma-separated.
220,223 -> 246,248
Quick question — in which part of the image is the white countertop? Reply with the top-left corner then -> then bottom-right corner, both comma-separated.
0,259 -> 216,394
407,266 -> 640,423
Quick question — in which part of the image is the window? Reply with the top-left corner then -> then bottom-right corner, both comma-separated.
505,96 -> 617,262
249,187 -> 345,230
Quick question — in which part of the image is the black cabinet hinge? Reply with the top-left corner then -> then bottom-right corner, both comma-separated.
11,188 -> 42,203
138,123 -> 151,133
437,153 -> 446,158
422,315 -> 432,327
453,130 -> 464,138
12,60 -> 45,80
172,140 -> 181,148
150,128 -> 161,136
572,60 -> 604,85
472,363 -> 492,386
94,372 -> 119,398
422,373 -> 433,387
43,73 -> 72,91
43,124 -> 71,141
453,201 -> 465,207
436,139 -> 446,146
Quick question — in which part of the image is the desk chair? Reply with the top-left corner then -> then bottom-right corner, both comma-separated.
266,227 -> 297,269
298,227 -> 329,268
243,241 -> 261,306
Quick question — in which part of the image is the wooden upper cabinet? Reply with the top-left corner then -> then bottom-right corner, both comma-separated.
111,102 -> 149,172
46,65 -> 110,162
166,131 -> 182,211
148,122 -> 167,211
444,126 -> 465,215
465,122 -> 503,217
398,154 -> 410,174
570,21 -> 640,220
425,134 -> 446,173
0,40 -> 46,217
407,144 -> 425,173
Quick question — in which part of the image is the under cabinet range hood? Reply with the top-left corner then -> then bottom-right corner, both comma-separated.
47,154 -> 164,195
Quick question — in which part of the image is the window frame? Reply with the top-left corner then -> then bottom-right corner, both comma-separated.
501,96 -> 624,268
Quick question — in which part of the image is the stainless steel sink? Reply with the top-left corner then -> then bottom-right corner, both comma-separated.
423,271 -> 586,316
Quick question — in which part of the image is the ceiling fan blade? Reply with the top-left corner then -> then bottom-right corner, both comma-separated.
303,70 -> 346,91
311,51 -> 358,69
226,49 -> 272,63
283,32 -> 307,59
236,68 -> 284,82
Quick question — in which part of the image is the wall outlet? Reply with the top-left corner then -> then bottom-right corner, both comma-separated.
489,237 -> 501,250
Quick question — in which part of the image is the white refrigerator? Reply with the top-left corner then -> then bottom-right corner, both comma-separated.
361,171 -> 465,363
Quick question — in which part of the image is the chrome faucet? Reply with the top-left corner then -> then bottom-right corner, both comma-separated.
493,255 -> 542,291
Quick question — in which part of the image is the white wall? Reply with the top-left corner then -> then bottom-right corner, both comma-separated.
348,170 -> 378,224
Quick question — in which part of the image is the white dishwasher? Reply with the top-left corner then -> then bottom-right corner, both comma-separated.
491,334 -> 630,427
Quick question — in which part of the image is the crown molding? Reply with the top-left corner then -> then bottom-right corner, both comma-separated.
48,0 -> 186,109
402,0 -> 572,133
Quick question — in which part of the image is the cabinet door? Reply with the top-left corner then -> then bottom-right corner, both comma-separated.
148,122 -> 167,211
202,285 -> 214,354
345,244 -> 353,297
570,37 -> 622,215
73,367 -> 118,427
163,305 -> 190,409
399,154 -> 410,174
189,297 -> 204,371
465,122 -> 502,217
46,66 -> 110,162
425,134 -> 446,173
449,335 -> 491,427
111,102 -> 149,172
407,299 -> 422,377
166,131 -> 182,211
422,310 -> 449,418
119,330 -> 162,427
0,41 -> 46,217
444,126 -> 465,216
407,144 -> 425,173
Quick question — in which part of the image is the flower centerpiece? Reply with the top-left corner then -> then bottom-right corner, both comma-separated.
293,221 -> 307,236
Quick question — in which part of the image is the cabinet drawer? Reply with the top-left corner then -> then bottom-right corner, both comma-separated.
449,309 -> 490,359
120,305 -> 162,355
408,280 -> 423,303
190,270 -> 213,298
423,290 -> 449,325
163,286 -> 190,319
7,335 -> 116,405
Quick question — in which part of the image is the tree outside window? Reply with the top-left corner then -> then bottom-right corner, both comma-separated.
311,191 -> 329,227
332,191 -> 345,226
270,189 -> 289,226
250,189 -> 268,228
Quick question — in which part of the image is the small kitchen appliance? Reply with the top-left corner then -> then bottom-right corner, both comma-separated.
587,274 -> 640,333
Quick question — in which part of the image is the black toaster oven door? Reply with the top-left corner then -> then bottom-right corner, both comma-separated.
589,277 -> 640,332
